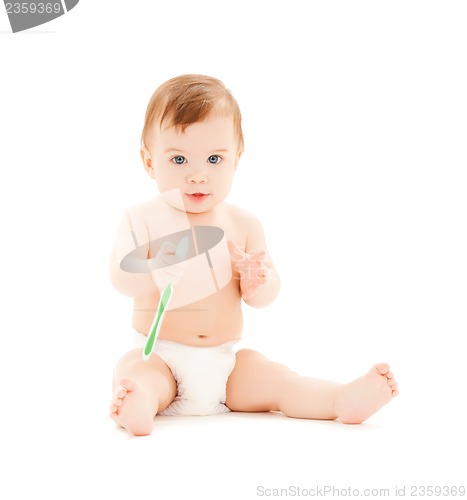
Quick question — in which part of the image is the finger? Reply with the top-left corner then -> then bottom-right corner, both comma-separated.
159,241 -> 177,255
256,270 -> 268,281
256,265 -> 269,279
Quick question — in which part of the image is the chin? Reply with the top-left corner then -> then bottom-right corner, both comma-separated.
186,206 -> 212,214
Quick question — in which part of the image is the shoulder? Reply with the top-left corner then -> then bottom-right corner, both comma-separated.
125,196 -> 161,220
222,202 -> 265,252
222,202 -> 263,231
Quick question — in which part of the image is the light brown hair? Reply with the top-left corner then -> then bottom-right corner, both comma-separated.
141,74 -> 244,155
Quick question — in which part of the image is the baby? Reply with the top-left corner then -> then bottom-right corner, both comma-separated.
109,74 -> 398,436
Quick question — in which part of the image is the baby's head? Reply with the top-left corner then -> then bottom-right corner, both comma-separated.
141,74 -> 244,154
141,75 -> 244,213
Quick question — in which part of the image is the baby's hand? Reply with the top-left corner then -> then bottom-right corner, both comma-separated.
151,241 -> 185,289
228,240 -> 270,301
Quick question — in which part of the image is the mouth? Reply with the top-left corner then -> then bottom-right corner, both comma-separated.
186,193 -> 210,204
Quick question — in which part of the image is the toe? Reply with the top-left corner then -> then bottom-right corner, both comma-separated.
119,378 -> 136,392
117,388 -> 127,398
388,378 -> 397,388
374,363 -> 390,376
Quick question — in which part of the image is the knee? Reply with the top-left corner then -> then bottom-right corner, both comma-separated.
116,348 -> 143,364
235,349 -> 266,364
114,348 -> 143,372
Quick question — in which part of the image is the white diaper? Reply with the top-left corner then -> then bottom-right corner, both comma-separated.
134,332 -> 238,416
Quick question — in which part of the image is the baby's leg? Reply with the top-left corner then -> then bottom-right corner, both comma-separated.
226,350 -> 398,424
110,349 -> 176,436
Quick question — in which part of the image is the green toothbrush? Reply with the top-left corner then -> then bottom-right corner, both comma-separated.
142,235 -> 189,361
142,283 -> 173,361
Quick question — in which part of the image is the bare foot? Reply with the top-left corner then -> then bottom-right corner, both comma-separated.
110,378 -> 155,436
334,363 -> 399,424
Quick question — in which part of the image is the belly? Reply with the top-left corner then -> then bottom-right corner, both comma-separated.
132,280 -> 243,346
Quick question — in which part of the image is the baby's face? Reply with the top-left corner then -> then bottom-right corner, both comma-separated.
143,114 -> 240,213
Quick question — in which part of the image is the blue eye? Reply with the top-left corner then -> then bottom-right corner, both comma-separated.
208,155 -> 222,164
172,155 -> 186,165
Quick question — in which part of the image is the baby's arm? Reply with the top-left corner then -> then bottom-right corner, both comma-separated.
109,208 -> 157,297
110,248 -> 156,297
229,214 -> 280,308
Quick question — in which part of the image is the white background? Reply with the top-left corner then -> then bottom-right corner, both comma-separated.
1,1 -> 466,499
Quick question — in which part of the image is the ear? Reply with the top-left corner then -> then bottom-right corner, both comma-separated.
234,149 -> 243,171
140,145 -> 155,178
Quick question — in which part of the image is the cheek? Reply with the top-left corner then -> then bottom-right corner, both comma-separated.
157,166 -> 183,183
154,174 -> 178,195
216,173 -> 235,193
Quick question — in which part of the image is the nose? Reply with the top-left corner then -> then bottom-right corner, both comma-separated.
187,171 -> 208,184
